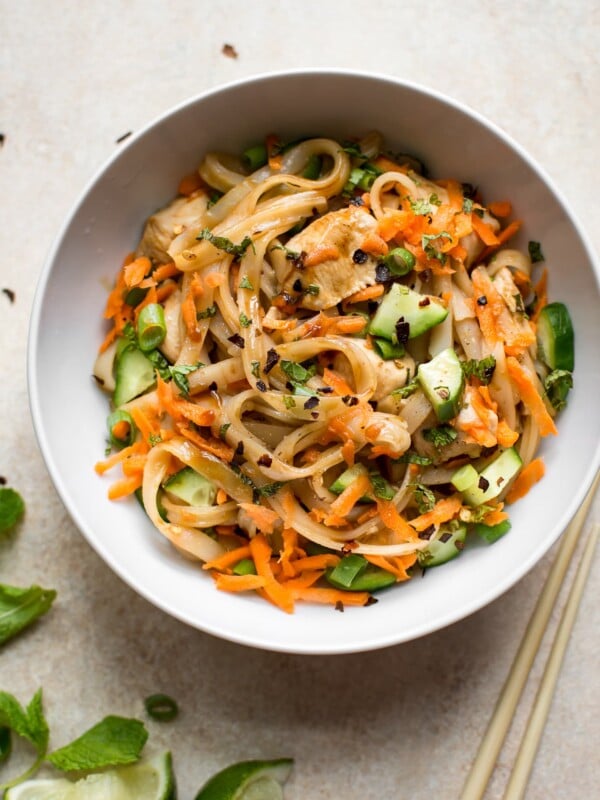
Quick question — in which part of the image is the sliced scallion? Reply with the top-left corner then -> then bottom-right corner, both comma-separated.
382,247 -> 416,276
144,693 -> 179,722
107,410 -> 136,448
243,144 -> 268,171
302,155 -> 322,180
373,338 -> 406,360
137,303 -> 167,352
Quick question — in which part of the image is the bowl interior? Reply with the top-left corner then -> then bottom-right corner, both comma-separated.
29,71 -> 600,653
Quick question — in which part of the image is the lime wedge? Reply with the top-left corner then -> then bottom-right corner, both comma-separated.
5,752 -> 175,800
195,758 -> 293,800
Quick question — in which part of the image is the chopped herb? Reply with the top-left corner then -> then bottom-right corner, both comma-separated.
0,688 -> 49,786
283,395 -> 296,409
2,288 -> 15,304
197,228 -> 254,257
459,503 -> 497,524
196,304 -> 217,320
256,482 -> 287,497
461,355 -> 496,385
219,423 -> 231,440
462,197 -> 474,213
369,471 -> 395,500
264,348 -> 280,373
340,141 -> 367,160
239,275 -> 254,290
144,694 -> 178,723
410,195 -> 440,216
391,379 -> 419,399
422,231 -> 452,264
239,312 -> 252,328
230,464 -> 257,489
280,360 -> 316,384
528,240 -> 545,263
473,208 -> 485,218
544,369 -> 573,411
207,190 -> 223,209
250,360 -> 261,379
413,483 -> 436,513
169,362 -> 202,397
0,487 -> 25,535
145,348 -> 170,380
394,451 -> 433,466
423,424 -> 458,449
514,293 -> 526,314
305,284 -> 320,296
227,333 -> 245,349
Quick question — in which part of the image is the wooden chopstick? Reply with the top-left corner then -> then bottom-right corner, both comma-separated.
460,471 -> 599,800
503,522 -> 599,799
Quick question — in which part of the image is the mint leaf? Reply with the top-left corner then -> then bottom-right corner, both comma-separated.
0,689 -> 49,789
47,716 -> 148,772
528,240 -> 544,263
0,584 -> 56,645
413,483 -> 436,513
423,424 -> 457,449
461,355 -> 496,385
394,451 -> 433,466
391,379 -> 419,399
256,482 -> 287,497
196,228 -> 254,258
168,362 -> 202,397
369,471 -> 395,500
544,369 -> 573,411
239,275 -> 254,290
0,488 -> 25,535
280,360 -> 316,384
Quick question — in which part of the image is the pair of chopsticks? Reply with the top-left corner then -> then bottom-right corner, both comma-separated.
460,472 -> 599,800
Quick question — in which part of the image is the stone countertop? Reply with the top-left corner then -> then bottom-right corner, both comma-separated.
1,2 -> 598,798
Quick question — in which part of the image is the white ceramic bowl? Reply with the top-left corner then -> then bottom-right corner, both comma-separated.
29,70 -> 600,654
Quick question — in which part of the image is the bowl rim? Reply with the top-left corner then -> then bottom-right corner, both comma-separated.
27,68 -> 600,654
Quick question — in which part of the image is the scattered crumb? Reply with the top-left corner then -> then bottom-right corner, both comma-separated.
115,131 -> 132,144
2,288 -> 15,304
0,476 -> 6,485
335,600 -> 345,613
0,133 -> 5,147
222,43 -> 238,59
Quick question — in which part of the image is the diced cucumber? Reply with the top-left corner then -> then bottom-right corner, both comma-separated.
417,523 -> 467,567
135,487 -> 169,522
461,447 -> 523,506
536,302 -> 574,371
346,567 -> 396,592
329,464 -> 369,494
417,347 -> 464,422
473,519 -> 511,543
373,338 -> 406,360
451,464 -> 479,492
369,284 -> 448,341
113,345 -> 156,407
163,467 -> 217,507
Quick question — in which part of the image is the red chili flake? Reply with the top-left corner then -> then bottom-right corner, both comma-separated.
264,349 -> 280,374
365,596 -> 378,606
222,43 -> 238,59
335,600 -> 345,613
395,317 -> 410,345
227,333 -> 245,349
2,288 -> 15,304
478,476 -> 490,491
418,297 -> 431,307
257,454 -> 273,468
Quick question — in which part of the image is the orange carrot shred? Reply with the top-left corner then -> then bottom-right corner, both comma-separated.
505,458 -> 545,504
177,172 -> 204,196
212,573 -> 266,592
124,257 -> 151,288
239,503 -> 280,534
250,534 -> 294,613
506,357 -> 557,437
409,495 -> 462,532
107,474 -> 143,500
471,213 -> 500,246
488,201 -> 512,218
152,262 -> 180,282
289,587 -> 369,607
203,545 -> 251,571
346,284 -> 384,304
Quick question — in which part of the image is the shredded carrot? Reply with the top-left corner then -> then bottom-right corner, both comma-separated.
376,499 -> 419,541
266,134 -> 283,171
346,284 -> 384,304
212,573 -> 266,592
512,269 -> 531,294
482,507 -> 510,526
174,400 -> 216,427
505,458 -> 545,504
111,420 -> 130,440
506,357 -> 557,437
155,282 -> 177,303
471,213 -> 500,246
289,587 -> 369,607
203,545 -> 252,571
478,220 -> 522,262
322,368 -> 354,396
120,454 -> 148,476
360,233 -> 388,256
130,406 -> 160,443
215,525 -> 237,537
304,244 -> 341,267
329,474 -> 371,519
373,155 -> 406,173
94,442 -> 148,475
376,210 -> 412,242
488,201 -> 512,218
124,256 -> 151,288
357,505 -> 379,524
279,527 -> 301,578
330,316 -> 367,334
107,474 -> 143,500
205,272 -> 225,288
449,244 -> 467,262
239,503 -> 280,534
531,268 -> 548,323
216,488 -> 228,505
341,439 -> 356,467
289,554 -> 341,573
152,262 -> 180,283
300,447 -> 321,465
497,419 -> 519,448
177,172 -> 204,196
250,534 -> 294,613
176,422 -> 234,462
281,571 -> 324,590
365,553 -> 417,581
409,494 -> 462,532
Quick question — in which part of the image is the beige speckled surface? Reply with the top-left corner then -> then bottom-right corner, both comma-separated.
1,1 -> 599,797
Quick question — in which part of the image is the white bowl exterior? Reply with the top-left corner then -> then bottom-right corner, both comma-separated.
29,71 -> 600,654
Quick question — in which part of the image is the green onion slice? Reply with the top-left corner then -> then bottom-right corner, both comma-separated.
137,303 -> 167,352
383,247 -> 416,275
107,410 -> 137,448
144,693 -> 179,722
243,144 -> 268,171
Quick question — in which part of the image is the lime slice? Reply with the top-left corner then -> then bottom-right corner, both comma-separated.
5,752 -> 175,800
195,758 -> 293,800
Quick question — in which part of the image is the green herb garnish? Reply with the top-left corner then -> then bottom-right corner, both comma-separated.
544,369 -> 573,411
461,355 -> 497,385
423,424 -> 458,449
0,689 -> 49,789
0,584 -> 56,646
413,483 -> 436,513
47,716 -> 148,772
369,472 -> 395,500
282,396 -> 296,409
239,312 -> 251,328
256,482 -> 287,497
528,240 -> 545,263
391,379 -> 419,399
168,362 -> 202,397
394,452 -> 433,466
280,360 -> 316,384
250,360 -> 261,379
219,423 -> 231,440
239,275 -> 254,290
0,488 -> 25,535
144,694 -> 178,723
196,304 -> 217,320
197,228 -> 254,257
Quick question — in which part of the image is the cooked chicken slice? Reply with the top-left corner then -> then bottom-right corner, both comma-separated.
280,206 -> 380,310
137,193 -> 208,264
332,339 -> 415,402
